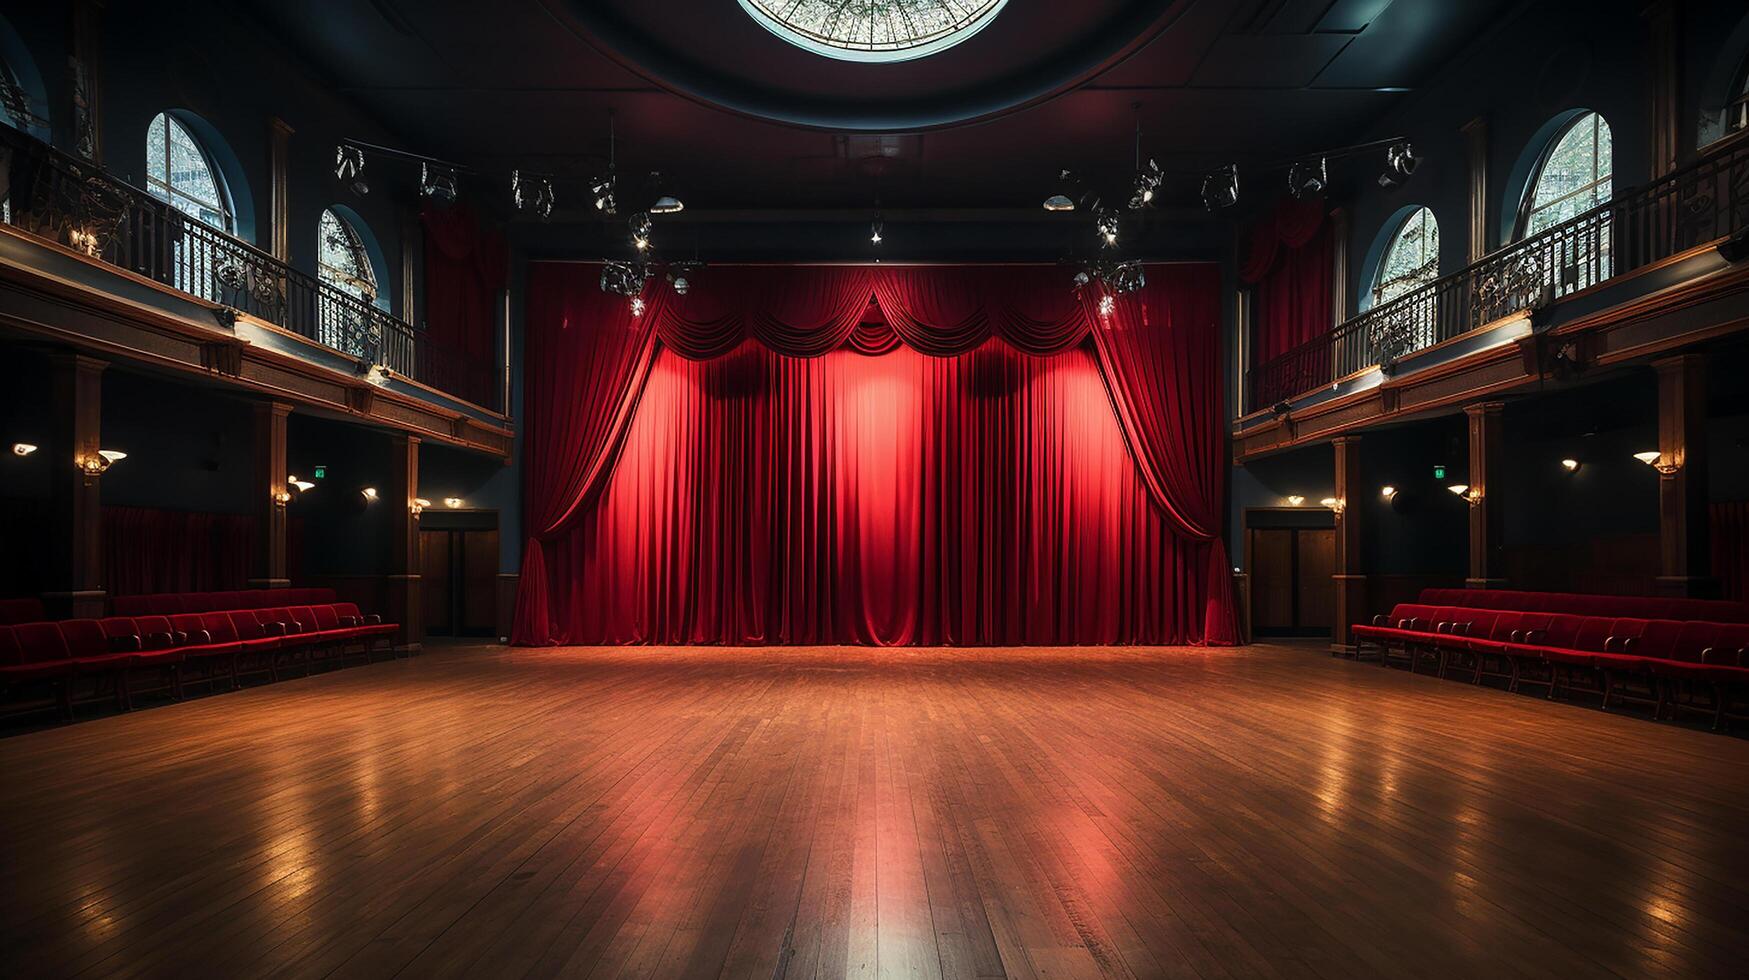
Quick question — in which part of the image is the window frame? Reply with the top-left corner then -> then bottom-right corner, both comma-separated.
1370,206 -> 1440,309
145,112 -> 234,234
316,207 -> 379,304
1516,111 -> 1612,240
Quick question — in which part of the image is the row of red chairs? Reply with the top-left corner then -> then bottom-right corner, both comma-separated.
1353,600 -> 1749,729
0,598 -> 46,626
1417,588 -> 1749,623
0,602 -> 397,720
111,588 -> 338,617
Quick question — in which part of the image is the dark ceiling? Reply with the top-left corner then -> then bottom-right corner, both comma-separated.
243,0 -> 1516,218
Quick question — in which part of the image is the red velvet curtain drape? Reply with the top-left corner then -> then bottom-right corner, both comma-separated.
513,262 -> 1235,646
1712,502 -> 1749,603
101,506 -> 257,597
422,202 -> 507,407
1240,197 -> 1333,367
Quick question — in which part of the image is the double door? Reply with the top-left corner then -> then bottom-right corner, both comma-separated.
1247,516 -> 1336,637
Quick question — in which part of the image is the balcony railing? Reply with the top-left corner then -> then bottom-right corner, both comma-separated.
0,126 -> 500,412
1246,137 -> 1749,412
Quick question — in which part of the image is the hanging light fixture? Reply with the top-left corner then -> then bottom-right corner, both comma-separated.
420,162 -> 458,203
589,111 -> 619,214
870,212 -> 884,245
629,212 -> 653,251
1201,164 -> 1239,210
512,170 -> 555,221
648,171 -> 684,214
334,144 -> 368,196
11,443 -> 36,456
1094,208 -> 1120,248
629,295 -> 646,317
1287,157 -> 1327,199
1378,141 -> 1420,188
1126,103 -> 1161,210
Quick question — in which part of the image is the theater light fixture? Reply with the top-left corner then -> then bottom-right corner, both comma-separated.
590,172 -> 618,215
335,144 -> 367,196
410,497 -> 430,517
290,478 -> 315,493
1129,158 -> 1162,210
444,497 -> 464,509
1042,170 -> 1089,212
420,162 -> 458,203
1287,158 -> 1327,200
360,486 -> 378,502
512,170 -> 555,221
271,488 -> 292,507
1447,483 -> 1469,497
1561,458 -> 1581,473
11,443 -> 36,456
1634,450 -> 1680,475
1097,293 -> 1116,319
870,213 -> 884,245
1378,141 -> 1420,189
1380,485 -> 1397,499
600,260 -> 647,297
629,212 -> 653,251
629,296 -> 646,317
1285,495 -> 1305,507
1448,484 -> 1483,505
1201,164 -> 1239,211
1095,208 -> 1120,248
648,172 -> 684,214
1321,497 -> 1345,514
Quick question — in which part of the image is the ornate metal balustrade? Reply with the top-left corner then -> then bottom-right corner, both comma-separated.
0,127 -> 501,413
1246,137 -> 1749,412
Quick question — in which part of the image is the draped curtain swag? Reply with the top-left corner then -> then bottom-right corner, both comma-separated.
1240,197 -> 1334,368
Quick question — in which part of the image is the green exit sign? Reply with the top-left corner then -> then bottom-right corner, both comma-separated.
312,466 -> 327,480
1433,465 -> 1446,480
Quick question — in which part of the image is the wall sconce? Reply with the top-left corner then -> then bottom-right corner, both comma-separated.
67,227 -> 100,256
1634,451 -> 1680,475
1320,497 -> 1345,514
443,497 -> 464,509
1560,458 -> 1580,473
1380,485 -> 1397,500
75,449 -> 127,482
271,488 -> 293,507
360,486 -> 378,502
290,478 -> 315,492
1448,484 -> 1483,506
410,497 -> 430,518
1285,495 -> 1305,507
13,443 -> 38,456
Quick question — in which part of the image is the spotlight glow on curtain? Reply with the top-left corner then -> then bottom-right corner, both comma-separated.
514,262 -> 1236,647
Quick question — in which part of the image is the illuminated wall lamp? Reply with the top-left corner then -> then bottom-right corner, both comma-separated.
12,443 -> 37,456
443,497 -> 464,509
1320,497 -> 1345,514
1560,458 -> 1580,473
1448,484 -> 1483,506
1634,451 -> 1680,475
75,449 -> 127,482
360,486 -> 378,502
1285,495 -> 1305,507
271,488 -> 292,507
410,497 -> 430,517
290,479 -> 315,492
1380,485 -> 1397,500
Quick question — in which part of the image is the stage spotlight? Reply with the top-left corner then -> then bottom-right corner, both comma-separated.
590,172 -> 618,215
1378,141 -> 1419,188
1071,269 -> 1092,288
420,162 -> 458,203
1201,164 -> 1238,211
629,212 -> 653,251
1107,260 -> 1145,294
1043,170 -> 1080,211
1097,293 -> 1116,319
1095,208 -> 1120,248
1287,158 -> 1327,199
672,275 -> 689,295
334,144 -> 368,196
870,214 -> 884,245
629,296 -> 645,317
512,170 -> 555,221
600,260 -> 648,297
1128,158 -> 1162,210
648,172 -> 684,214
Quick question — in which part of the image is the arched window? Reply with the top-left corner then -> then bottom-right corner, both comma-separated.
1372,207 -> 1439,308
1729,62 -> 1749,136
146,112 -> 233,232
1520,111 -> 1612,238
318,208 -> 378,304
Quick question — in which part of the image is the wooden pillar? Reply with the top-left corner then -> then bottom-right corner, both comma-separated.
1461,117 -> 1489,261
400,208 -> 419,324
250,402 -> 292,590
1331,436 -> 1366,653
386,434 -> 424,652
67,0 -> 103,162
268,117 -> 294,263
1645,0 -> 1681,179
43,354 -> 107,618
1329,206 -> 1350,324
1653,355 -> 1714,596
1465,402 -> 1508,588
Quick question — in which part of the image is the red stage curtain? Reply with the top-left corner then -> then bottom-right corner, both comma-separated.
1241,197 -> 1333,367
513,263 -> 1235,646
102,506 -> 257,597
422,202 -> 507,406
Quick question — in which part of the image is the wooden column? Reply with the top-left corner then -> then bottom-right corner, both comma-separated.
1653,355 -> 1713,596
44,354 -> 107,618
1465,402 -> 1508,588
1329,206 -> 1351,324
1461,117 -> 1489,261
386,434 -> 424,652
1331,436 -> 1366,653
400,208 -> 419,324
67,0 -> 103,162
250,401 -> 292,590
268,117 -> 294,263
1645,0 -> 1681,179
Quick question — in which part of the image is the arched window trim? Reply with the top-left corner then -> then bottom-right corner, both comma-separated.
1515,111 -> 1612,240
146,112 -> 235,234
0,13 -> 50,141
1370,206 -> 1440,310
318,208 -> 378,302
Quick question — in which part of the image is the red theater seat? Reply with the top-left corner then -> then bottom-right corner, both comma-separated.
0,597 -> 47,625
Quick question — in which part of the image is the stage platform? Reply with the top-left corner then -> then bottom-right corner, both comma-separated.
3,641 -> 1746,978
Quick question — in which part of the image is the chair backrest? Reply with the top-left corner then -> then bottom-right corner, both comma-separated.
15,622 -> 72,663
202,613 -> 242,644
1540,614 -> 1585,648
132,615 -> 176,648
335,602 -> 364,620
1632,619 -> 1684,659
170,612 -> 208,636
227,611 -> 267,640
59,619 -> 111,658
286,606 -> 319,632
310,605 -> 342,630
0,597 -> 47,625
98,616 -> 139,644
0,625 -> 20,665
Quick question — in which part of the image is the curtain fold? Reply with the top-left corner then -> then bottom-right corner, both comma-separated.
513,262 -> 1235,646
102,507 -> 257,597
1240,197 -> 1334,368
421,202 -> 507,406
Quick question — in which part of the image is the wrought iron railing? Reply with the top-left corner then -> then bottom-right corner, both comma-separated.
0,126 -> 501,412
1246,137 -> 1749,411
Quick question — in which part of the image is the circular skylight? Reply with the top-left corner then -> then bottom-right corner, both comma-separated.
738,0 -> 1008,63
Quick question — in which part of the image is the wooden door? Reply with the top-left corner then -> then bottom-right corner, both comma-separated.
460,529 -> 499,635
1250,528 -> 1295,632
1296,528 -> 1337,629
420,529 -> 452,635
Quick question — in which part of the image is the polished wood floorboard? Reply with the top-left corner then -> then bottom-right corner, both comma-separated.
3,642 -> 1748,979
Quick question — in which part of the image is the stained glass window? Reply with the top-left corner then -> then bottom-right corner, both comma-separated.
1373,207 -> 1439,307
739,0 -> 1006,62
146,112 -> 231,232
318,209 -> 377,304
1522,112 -> 1612,238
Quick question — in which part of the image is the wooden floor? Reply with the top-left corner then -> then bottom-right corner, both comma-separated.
3,643 -> 1748,979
